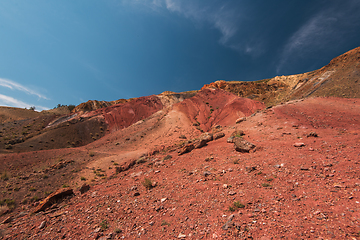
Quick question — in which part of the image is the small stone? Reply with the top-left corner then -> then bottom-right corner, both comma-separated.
161,198 -> 167,203
222,184 -> 228,189
203,171 -> 211,177
133,192 -> 140,196
39,220 -> 46,229
178,233 -> 186,238
294,142 -> 305,147
222,214 -> 235,230
236,117 -> 246,124
2,216 -> 13,224
228,191 -> 236,196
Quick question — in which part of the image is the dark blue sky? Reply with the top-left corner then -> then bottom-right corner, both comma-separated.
0,0 -> 360,110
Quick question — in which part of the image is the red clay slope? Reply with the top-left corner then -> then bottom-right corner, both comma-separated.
79,95 -> 164,132
174,88 -> 265,131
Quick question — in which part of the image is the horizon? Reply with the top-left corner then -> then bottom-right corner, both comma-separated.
1,0 -> 360,111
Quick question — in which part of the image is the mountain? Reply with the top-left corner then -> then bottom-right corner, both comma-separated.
0,47 -> 359,239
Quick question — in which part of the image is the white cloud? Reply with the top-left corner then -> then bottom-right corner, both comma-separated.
0,93 -> 48,111
0,77 -> 48,100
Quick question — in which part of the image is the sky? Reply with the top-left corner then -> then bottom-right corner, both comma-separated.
0,0 -> 360,111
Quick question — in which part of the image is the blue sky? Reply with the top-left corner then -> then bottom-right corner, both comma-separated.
0,0 -> 359,111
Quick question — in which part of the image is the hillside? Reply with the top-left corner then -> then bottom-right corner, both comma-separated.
202,46 -> 360,106
0,47 -> 359,239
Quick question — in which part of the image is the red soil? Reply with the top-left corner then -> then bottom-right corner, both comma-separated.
174,88 -> 265,131
1,96 -> 359,239
82,95 -> 164,131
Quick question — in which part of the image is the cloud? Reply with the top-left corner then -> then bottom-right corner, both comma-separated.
164,0 -> 239,45
0,77 -> 49,100
277,1 -> 360,73
0,94 -> 48,111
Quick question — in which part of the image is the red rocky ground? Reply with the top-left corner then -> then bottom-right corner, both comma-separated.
0,93 -> 359,239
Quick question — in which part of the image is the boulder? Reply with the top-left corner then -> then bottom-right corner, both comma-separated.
115,159 -> 137,173
234,138 -> 256,153
178,144 -> 195,155
34,187 -> 74,213
214,132 -> 225,140
194,132 -> 213,149
230,130 -> 245,138
79,184 -> 90,194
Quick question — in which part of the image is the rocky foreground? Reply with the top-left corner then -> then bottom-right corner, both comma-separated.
1,96 -> 359,239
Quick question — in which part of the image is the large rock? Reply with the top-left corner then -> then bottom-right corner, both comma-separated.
233,138 -> 256,153
230,130 -> 245,138
34,187 -> 74,213
178,144 -> 195,155
115,159 -> 137,173
194,132 -> 213,149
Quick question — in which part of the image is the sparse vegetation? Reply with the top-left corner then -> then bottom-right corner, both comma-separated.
29,187 -> 36,192
100,220 -> 109,230
142,178 -> 153,189
80,176 -> 86,181
262,183 -> 271,187
1,171 -> 9,181
0,199 -> 15,210
89,152 -> 95,157
161,220 -> 170,226
233,201 -> 245,209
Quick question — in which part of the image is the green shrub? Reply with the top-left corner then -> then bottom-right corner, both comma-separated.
233,201 -> 245,209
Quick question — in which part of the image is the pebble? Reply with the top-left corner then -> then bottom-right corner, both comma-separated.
294,142 -> 305,147
39,221 -> 46,229
178,233 -> 187,238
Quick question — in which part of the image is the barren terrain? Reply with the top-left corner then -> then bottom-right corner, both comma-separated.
0,47 -> 359,239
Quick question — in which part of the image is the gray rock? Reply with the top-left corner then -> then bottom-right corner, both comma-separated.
234,138 -> 256,153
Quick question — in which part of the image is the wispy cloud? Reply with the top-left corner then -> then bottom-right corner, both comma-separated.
123,0 -> 245,50
0,77 -> 48,100
0,94 -> 49,111
164,0 -> 240,45
277,1 -> 360,73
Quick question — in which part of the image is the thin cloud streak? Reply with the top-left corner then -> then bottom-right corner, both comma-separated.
277,1 -> 360,74
0,93 -> 49,111
164,0 -> 240,45
0,78 -> 49,100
